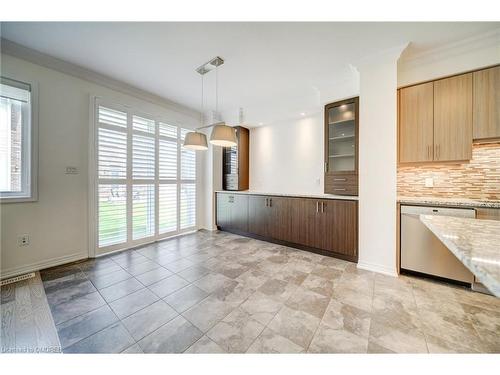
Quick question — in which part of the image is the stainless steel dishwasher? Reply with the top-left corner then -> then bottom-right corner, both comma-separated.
400,205 -> 475,285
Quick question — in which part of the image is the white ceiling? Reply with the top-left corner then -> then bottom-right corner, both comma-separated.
1,22 -> 498,126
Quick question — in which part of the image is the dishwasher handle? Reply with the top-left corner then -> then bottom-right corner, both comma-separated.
400,205 -> 475,218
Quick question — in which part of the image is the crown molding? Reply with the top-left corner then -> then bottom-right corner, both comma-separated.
352,42 -> 410,71
0,38 -> 199,119
399,28 -> 500,69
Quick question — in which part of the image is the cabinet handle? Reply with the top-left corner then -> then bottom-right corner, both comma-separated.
333,178 -> 347,181
334,188 -> 346,191
316,201 -> 319,213
322,202 -> 325,213
265,198 -> 268,207
269,198 -> 272,207
437,144 -> 440,160
324,162 -> 328,173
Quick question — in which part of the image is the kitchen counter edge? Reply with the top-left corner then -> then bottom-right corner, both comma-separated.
397,197 -> 500,209
216,190 -> 358,201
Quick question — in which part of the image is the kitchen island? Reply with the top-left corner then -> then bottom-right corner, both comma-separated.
420,214 -> 500,297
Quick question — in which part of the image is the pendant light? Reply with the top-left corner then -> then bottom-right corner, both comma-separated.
183,56 -> 237,150
183,74 -> 208,150
209,62 -> 237,147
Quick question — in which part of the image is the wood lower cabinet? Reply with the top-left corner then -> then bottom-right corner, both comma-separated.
216,193 -> 248,233
248,195 -> 269,237
217,192 -> 358,262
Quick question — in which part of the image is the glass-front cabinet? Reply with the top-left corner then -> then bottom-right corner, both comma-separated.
324,97 -> 359,196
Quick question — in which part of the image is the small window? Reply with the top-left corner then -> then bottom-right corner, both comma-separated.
0,77 -> 37,202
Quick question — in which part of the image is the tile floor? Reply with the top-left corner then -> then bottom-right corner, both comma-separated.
7,230 -> 500,353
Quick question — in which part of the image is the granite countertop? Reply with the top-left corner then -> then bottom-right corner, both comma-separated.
420,214 -> 500,297
398,196 -> 500,209
215,190 -> 358,201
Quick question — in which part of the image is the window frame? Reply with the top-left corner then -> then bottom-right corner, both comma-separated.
0,76 -> 38,203
89,96 -> 197,257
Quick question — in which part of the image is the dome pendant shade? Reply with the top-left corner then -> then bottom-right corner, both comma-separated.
183,131 -> 208,150
209,123 -> 237,147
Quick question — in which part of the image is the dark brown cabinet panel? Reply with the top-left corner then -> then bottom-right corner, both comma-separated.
216,193 -> 231,229
268,196 -> 291,242
248,195 -> 270,237
216,192 -> 358,262
322,200 -> 357,257
231,194 -> 249,232
216,193 -> 248,233
223,126 -> 249,191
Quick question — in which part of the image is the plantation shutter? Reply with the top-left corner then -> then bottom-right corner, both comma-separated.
95,102 -> 196,254
97,106 -> 128,247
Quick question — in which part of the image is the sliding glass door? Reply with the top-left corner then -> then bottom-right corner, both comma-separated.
94,100 -> 196,255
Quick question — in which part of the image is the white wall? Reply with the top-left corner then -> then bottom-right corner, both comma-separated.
250,113 -> 324,194
0,54 -> 201,278
249,77 -> 359,194
398,28 -> 500,86
355,46 -> 406,277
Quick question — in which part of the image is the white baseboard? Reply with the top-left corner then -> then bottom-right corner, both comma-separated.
357,261 -> 398,277
0,252 -> 88,280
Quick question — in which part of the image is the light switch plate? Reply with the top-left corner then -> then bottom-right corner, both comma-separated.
425,177 -> 434,188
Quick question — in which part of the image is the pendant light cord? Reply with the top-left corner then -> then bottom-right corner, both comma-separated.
200,74 -> 204,128
215,64 -> 219,118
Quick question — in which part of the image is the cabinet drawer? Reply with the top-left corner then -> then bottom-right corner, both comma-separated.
325,174 -> 358,195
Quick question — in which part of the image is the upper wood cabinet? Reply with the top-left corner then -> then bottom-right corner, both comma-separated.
398,72 -> 476,163
473,66 -> 500,141
399,82 -> 434,162
433,73 -> 473,161
324,97 -> 359,195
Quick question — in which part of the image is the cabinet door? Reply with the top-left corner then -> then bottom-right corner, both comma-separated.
216,194 -> 231,228
399,82 -> 434,162
322,200 -> 357,258
325,98 -> 358,174
232,194 -> 248,232
268,196 -> 291,241
248,195 -> 269,237
289,198 -> 308,246
314,200 -> 334,251
473,66 -> 500,140
434,73 -> 473,161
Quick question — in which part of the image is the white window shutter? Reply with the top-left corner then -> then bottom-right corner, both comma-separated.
133,134 -> 155,179
132,184 -> 155,240
159,184 -> 177,234
98,127 -> 127,179
180,183 -> 196,229
98,184 -> 127,247
159,139 -> 177,179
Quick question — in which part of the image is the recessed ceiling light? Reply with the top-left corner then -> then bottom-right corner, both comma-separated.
300,112 -> 306,116
258,122 -> 264,126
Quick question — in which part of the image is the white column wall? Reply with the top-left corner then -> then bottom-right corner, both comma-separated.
355,45 -> 407,276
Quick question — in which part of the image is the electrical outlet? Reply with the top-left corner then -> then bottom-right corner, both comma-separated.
65,166 -> 79,174
425,177 -> 434,188
18,235 -> 30,247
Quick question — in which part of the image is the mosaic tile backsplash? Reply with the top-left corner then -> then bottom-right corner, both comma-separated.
397,143 -> 500,201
